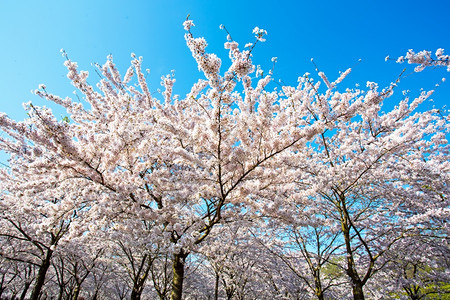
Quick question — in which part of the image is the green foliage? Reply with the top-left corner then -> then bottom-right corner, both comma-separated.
322,256 -> 344,278
424,283 -> 450,299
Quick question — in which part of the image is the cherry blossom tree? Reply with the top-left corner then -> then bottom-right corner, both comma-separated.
196,221 -> 265,299
258,219 -> 347,299
369,235 -> 450,299
1,19 -> 353,299
0,159 -> 92,299
0,18 -> 448,300
267,69 -> 450,299
50,240 -> 103,300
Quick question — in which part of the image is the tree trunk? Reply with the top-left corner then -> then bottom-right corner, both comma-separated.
0,274 -> 5,298
315,289 -> 324,300
57,286 -> 64,300
338,194 -> 366,300
170,250 -> 188,300
214,272 -> 220,300
72,285 -> 81,300
30,249 -> 53,300
19,280 -> 32,300
404,285 -> 422,300
130,254 -> 153,300
92,289 -> 99,300
130,286 -> 142,300
352,281 -> 365,300
313,271 -> 324,300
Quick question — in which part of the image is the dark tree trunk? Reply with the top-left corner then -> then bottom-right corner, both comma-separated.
214,272 -> 220,300
313,271 -> 324,300
130,286 -> 142,300
30,249 -> 53,300
19,280 -> 32,300
0,274 -> 5,298
338,193 -> 366,300
57,286 -> 64,300
130,254 -> 153,300
170,250 -> 188,300
315,289 -> 324,300
72,285 -> 81,300
352,281 -> 365,300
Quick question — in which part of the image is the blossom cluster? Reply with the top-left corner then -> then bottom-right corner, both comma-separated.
396,48 -> 450,72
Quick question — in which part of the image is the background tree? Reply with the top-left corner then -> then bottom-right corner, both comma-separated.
279,73 -> 449,299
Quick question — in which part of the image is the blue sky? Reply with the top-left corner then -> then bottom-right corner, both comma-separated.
0,1 -> 449,129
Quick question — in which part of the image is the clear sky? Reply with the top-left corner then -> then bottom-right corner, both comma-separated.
0,0 -> 449,127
